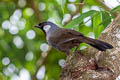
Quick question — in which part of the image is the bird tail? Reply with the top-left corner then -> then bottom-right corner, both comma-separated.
82,37 -> 113,51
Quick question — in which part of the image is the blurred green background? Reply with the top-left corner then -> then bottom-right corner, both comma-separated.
0,0 -> 120,80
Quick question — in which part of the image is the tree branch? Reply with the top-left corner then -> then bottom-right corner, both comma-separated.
60,15 -> 120,80
28,1 -> 52,80
94,0 -> 118,17
32,46 -> 52,80
30,0 -> 42,22
64,0 -> 84,25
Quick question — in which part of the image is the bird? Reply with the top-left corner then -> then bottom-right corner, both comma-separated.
35,21 -> 113,56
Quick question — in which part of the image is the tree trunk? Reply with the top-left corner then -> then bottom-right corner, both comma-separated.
60,15 -> 120,80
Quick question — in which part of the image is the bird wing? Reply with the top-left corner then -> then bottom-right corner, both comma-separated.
53,28 -> 84,46
63,28 -> 84,36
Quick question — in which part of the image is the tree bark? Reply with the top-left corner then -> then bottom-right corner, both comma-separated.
60,15 -> 120,80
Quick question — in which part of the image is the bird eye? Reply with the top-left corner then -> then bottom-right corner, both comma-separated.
39,23 -> 42,26
43,25 -> 51,32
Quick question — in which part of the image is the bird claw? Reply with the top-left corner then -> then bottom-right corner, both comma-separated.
65,54 -> 74,65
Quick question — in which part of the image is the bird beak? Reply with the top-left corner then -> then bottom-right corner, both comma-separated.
34,25 -> 39,28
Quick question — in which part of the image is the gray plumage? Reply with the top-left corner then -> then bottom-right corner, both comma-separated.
35,21 -> 113,55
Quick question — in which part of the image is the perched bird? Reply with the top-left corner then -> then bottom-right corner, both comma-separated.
35,21 -> 113,56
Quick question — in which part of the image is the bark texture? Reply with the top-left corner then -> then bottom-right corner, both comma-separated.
60,15 -> 120,80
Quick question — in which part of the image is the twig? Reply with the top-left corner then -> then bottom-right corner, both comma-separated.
64,0 -> 84,25
70,3 -> 84,5
29,1 -> 51,79
30,0 -> 42,22
32,46 -> 52,80
94,0 -> 118,17
95,0 -> 111,11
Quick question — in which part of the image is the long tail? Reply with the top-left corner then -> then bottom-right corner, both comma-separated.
82,37 -> 113,51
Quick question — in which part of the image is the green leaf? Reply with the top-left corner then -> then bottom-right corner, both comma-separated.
65,10 -> 97,28
110,5 -> 120,13
79,25 -> 92,35
92,12 -> 103,38
101,11 -> 112,28
60,0 -> 66,13
84,0 -> 100,6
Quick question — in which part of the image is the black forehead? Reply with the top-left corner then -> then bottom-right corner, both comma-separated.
38,22 -> 45,26
38,21 -> 53,26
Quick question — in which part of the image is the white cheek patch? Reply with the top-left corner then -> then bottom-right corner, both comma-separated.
43,25 -> 51,32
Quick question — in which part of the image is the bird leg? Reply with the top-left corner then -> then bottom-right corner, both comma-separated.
74,46 -> 79,53
64,51 -> 73,64
65,46 -> 79,63
66,54 -> 72,62
72,46 -> 79,58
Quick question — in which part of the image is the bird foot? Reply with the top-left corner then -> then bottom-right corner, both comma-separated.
65,54 -> 73,65
66,55 -> 72,61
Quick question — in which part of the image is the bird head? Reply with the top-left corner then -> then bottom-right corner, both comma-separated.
35,21 -> 59,33
35,22 -> 48,29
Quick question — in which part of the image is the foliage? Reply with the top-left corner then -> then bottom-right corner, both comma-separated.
0,0 -> 119,80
